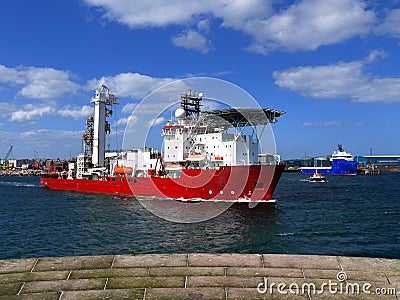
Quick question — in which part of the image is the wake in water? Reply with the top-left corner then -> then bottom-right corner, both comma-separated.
277,232 -> 295,236
300,179 -> 328,183
0,181 -> 38,187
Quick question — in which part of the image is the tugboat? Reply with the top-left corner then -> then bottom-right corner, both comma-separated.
41,86 -> 286,202
307,171 -> 326,182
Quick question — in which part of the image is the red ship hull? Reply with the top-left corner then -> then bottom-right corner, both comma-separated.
40,164 -> 285,202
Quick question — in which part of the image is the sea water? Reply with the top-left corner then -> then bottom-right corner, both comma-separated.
0,173 -> 399,259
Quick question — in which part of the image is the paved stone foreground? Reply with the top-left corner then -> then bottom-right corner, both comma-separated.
0,254 -> 399,299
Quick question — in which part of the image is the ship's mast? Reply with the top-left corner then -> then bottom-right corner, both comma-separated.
91,85 -> 118,167
180,90 -> 203,117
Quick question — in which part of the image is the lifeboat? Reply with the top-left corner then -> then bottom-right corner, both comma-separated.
114,166 -> 133,175
187,153 -> 206,161
166,163 -> 182,170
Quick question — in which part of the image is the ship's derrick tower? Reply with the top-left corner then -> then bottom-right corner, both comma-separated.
82,116 -> 94,156
91,85 -> 118,167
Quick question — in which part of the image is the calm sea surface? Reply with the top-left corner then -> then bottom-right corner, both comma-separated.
0,173 -> 399,260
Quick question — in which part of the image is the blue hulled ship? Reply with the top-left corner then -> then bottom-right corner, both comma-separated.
300,145 -> 358,176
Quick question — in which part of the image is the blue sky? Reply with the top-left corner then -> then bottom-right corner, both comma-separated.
1,0 -> 400,159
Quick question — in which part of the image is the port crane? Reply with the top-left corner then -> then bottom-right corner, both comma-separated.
0,140 -> 13,170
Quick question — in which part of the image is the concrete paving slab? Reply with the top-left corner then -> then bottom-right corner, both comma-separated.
263,254 -> 341,270
187,275 -> 263,288
113,254 -> 187,268
339,256 -> 400,272
144,287 -> 225,300
227,267 -> 303,278
255,276 -> 328,290
70,268 -> 148,279
149,266 -> 225,276
310,291 -> 397,299
189,254 -> 262,267
0,292 -> 60,300
61,288 -> 145,300
307,279 -> 398,299
34,256 -> 113,272
0,259 -> 36,274
227,288 -> 309,299
0,282 -> 23,296
0,271 -> 69,284
387,274 -> 400,285
303,268 -> 388,282
21,278 -> 106,294
326,280 -> 400,298
107,276 -> 185,289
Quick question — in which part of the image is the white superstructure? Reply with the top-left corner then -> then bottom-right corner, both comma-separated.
161,91 -> 282,169
331,144 -> 354,161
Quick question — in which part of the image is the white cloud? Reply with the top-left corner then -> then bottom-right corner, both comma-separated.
364,49 -> 387,63
245,43 -> 269,55
12,129 -> 83,158
197,19 -> 210,32
116,115 -> 137,126
0,102 -> 19,118
132,101 -> 180,115
6,103 -> 93,122
274,61 -> 365,99
244,0 -> 376,52
0,64 -> 173,105
84,0 -> 206,28
354,78 -> 400,103
0,64 -> 188,123
0,64 -> 80,100
83,0 -> 376,53
83,0 -> 271,28
86,72 -> 175,99
215,0 -> 272,28
301,122 -> 313,128
58,105 -> 93,119
121,103 -> 137,114
273,54 -> 400,103
375,8 -> 400,38
322,121 -> 342,127
0,101 -> 54,122
19,129 -> 82,140
301,120 -> 363,128
0,65 -> 24,84
147,117 -> 165,127
10,104 -> 55,122
171,30 -> 212,53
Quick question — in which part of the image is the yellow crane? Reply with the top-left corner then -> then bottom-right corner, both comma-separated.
0,140 -> 13,170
